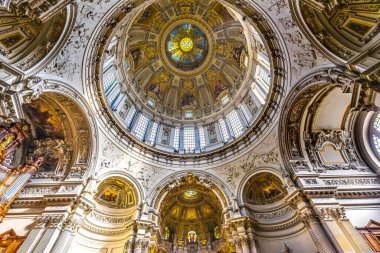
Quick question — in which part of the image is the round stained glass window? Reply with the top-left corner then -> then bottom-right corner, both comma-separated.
166,23 -> 208,70
180,37 -> 194,52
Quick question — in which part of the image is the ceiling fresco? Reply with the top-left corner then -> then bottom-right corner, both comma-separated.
126,0 -> 252,119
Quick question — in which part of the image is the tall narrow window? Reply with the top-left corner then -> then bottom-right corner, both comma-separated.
104,72 -> 116,92
218,119 -> 229,142
198,127 -> 206,150
227,110 -> 243,137
252,64 -> 270,105
184,128 -> 195,152
239,105 -> 250,124
149,122 -> 159,144
135,114 -> 149,140
257,65 -> 270,85
108,86 -> 121,105
111,91 -> 123,111
126,108 -> 136,129
173,128 -> 180,150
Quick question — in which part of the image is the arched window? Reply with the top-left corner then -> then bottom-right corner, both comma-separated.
164,227 -> 170,241
214,226 -> 220,239
187,231 -> 197,243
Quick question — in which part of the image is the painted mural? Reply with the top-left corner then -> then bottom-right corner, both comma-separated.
22,98 -> 64,140
23,98 -> 65,173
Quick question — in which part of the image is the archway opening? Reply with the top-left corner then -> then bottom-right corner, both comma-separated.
158,174 -> 225,252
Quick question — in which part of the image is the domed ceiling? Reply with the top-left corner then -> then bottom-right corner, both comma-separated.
161,189 -> 221,222
94,0 -> 284,161
126,0 -> 251,120
160,182 -> 222,243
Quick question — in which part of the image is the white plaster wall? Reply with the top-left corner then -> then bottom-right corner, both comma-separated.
313,87 -> 351,130
0,216 -> 36,236
69,233 -> 127,253
69,242 -> 108,253
257,230 -> 318,253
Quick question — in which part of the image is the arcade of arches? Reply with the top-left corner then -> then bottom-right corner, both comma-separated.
1,0 -> 380,253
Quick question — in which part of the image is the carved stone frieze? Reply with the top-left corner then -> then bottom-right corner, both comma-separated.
303,178 -> 318,185
20,186 -> 59,195
323,178 -> 380,186
81,221 -> 133,235
255,215 -> 300,231
248,205 -> 294,221
88,210 -> 133,224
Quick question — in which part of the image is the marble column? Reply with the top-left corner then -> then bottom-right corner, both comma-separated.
234,237 -> 243,253
17,228 -> 46,253
50,219 -> 80,253
241,236 -> 251,253
303,213 -> 339,253
329,207 -> 373,253
246,225 -> 258,253
293,197 -> 343,253
33,226 -> 62,253
17,216 -> 52,253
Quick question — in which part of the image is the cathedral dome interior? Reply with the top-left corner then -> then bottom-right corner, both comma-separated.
99,0 -> 273,156
1,0 -> 380,253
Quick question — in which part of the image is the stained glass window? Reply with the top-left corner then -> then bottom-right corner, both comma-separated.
173,128 -> 180,150
185,111 -> 193,119
218,119 -> 229,142
214,226 -> 220,239
104,72 -> 117,93
166,24 -> 208,70
164,227 -> 170,240
374,114 -> 380,132
187,231 -> 198,243
184,128 -> 195,152
126,108 -> 136,129
257,65 -> 270,85
227,110 -> 243,137
149,122 -> 159,144
147,98 -> 155,108
135,114 -> 149,140
371,114 -> 380,156
199,127 -> 206,150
